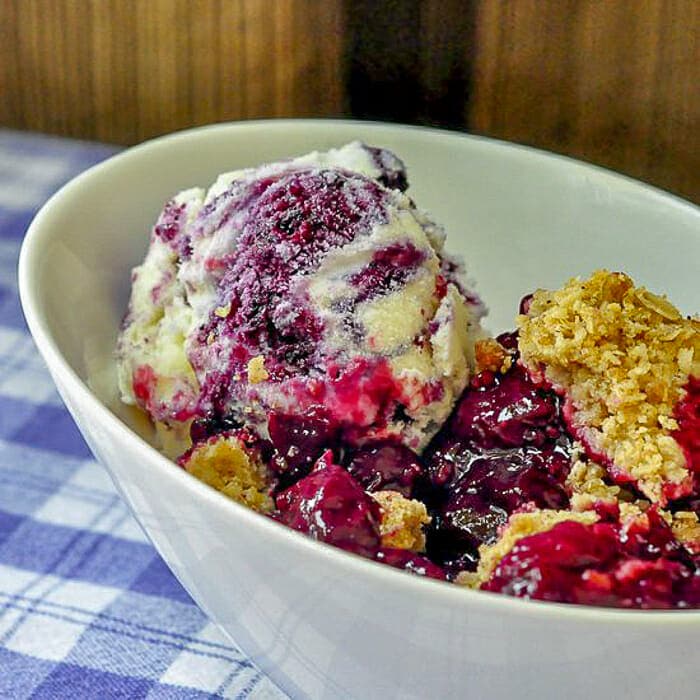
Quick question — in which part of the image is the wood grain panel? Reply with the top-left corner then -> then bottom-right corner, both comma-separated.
469,0 -> 699,201
0,0 -> 697,201
0,0 -> 345,144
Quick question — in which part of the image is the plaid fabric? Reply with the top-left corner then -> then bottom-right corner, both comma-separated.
0,129 -> 286,699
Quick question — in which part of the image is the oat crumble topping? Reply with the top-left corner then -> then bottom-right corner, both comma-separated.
372,490 -> 431,551
518,270 -> 700,503
474,337 -> 512,374
181,435 -> 273,513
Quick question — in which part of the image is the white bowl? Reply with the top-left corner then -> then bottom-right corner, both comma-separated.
19,120 -> 700,700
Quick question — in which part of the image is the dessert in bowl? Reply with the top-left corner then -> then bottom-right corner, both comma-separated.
116,139 -> 700,607
19,120 -> 700,698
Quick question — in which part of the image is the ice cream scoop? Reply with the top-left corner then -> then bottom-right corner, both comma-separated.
117,142 -> 482,453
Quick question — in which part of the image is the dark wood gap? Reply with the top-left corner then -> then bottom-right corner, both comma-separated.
342,0 -> 477,130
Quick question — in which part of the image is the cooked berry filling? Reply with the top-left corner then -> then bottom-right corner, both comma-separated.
190,413 -> 244,444
179,274 -> 700,602
428,447 -> 571,574
267,409 -> 340,486
274,452 -> 382,558
674,376 -> 700,475
270,449 -> 445,579
424,344 -> 573,573
261,331 -> 579,579
483,506 -> 700,608
344,442 -> 426,497
448,364 -> 563,449
376,548 -> 447,580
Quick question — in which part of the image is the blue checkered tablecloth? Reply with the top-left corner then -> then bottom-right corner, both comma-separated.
0,129 -> 287,699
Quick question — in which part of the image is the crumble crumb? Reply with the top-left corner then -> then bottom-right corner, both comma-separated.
518,269 -> 700,504
372,490 -> 431,551
456,509 -> 598,589
669,511 -> 700,550
247,356 -> 269,384
566,451 -> 622,511
474,337 -> 512,374
181,434 -> 274,513
617,502 -> 700,551
618,501 -> 650,521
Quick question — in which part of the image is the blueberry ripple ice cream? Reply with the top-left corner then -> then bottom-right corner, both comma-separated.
117,142 -> 483,455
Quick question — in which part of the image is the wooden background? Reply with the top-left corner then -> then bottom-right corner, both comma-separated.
1,0 -> 698,202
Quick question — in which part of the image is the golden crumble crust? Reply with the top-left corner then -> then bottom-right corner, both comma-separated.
669,511 -> 700,550
517,270 -> 700,504
474,338 -> 513,374
456,509 -> 598,589
182,434 -> 274,513
566,451 -> 622,511
372,490 -> 431,551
